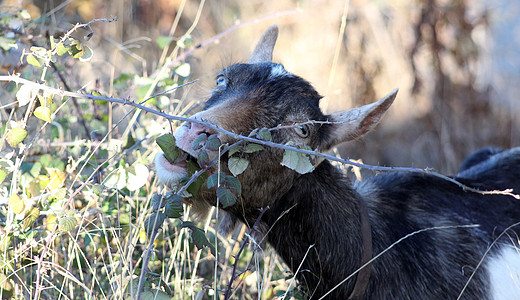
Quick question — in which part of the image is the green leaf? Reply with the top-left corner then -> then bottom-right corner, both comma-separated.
207,172 -> 225,189
176,36 -> 193,48
181,220 -> 196,229
56,42 -> 69,56
8,194 -> 25,215
51,188 -> 67,200
190,226 -> 209,250
135,83 -> 152,100
257,128 -> 272,141
92,184 -> 103,195
216,186 -> 236,208
0,37 -> 17,51
197,150 -> 210,168
175,63 -> 191,77
0,169 -> 6,183
186,159 -> 200,176
228,146 -> 242,157
156,36 -> 174,49
164,193 -> 184,202
113,73 -> 133,89
156,134 -> 179,164
281,149 -> 315,174
192,133 -> 208,150
16,84 -> 38,107
144,213 -> 166,237
205,134 -> 221,151
152,194 -> 164,211
30,46 -> 46,56
141,289 -> 171,300
225,175 -> 241,196
79,45 -> 93,62
182,221 -> 214,253
34,106 -> 52,123
50,36 -> 56,48
165,197 -> 183,218
23,206 -> 40,231
244,144 -> 264,153
187,170 -> 208,196
7,128 -> 27,147
59,217 -> 77,232
39,154 -> 52,168
47,49 -> 56,63
123,134 -> 136,150
69,40 -> 84,58
26,54 -> 41,67
228,157 -> 249,176
19,161 -> 41,178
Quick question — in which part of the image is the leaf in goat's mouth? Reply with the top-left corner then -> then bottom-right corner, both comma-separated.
156,133 -> 207,195
156,133 -> 188,164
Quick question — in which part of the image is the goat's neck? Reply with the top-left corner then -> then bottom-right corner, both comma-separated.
263,161 -> 366,296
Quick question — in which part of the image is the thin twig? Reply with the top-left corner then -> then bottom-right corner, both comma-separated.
50,61 -> 92,139
1,74 -> 517,200
318,224 -> 481,299
136,223 -> 160,300
456,221 -> 520,300
223,206 -> 269,300
49,17 -> 117,54
283,244 -> 315,299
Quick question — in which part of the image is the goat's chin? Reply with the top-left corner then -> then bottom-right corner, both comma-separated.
154,153 -> 188,186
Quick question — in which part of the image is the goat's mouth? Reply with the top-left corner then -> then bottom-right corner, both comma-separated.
155,143 -> 219,188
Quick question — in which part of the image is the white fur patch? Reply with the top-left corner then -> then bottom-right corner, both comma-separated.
488,246 -> 520,300
270,64 -> 291,78
154,153 -> 188,186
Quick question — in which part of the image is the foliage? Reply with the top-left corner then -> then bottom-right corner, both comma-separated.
1,0 -> 500,299
0,5 -> 300,300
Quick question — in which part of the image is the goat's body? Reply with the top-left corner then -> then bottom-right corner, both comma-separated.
266,148 -> 520,299
155,26 -> 520,299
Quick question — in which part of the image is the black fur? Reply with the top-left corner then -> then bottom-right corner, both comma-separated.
264,152 -> 520,299
458,147 -> 504,174
162,55 -> 520,299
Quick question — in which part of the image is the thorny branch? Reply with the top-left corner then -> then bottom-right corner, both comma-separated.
1,74 -> 518,201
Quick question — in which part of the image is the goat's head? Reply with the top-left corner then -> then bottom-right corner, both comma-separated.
155,25 -> 397,222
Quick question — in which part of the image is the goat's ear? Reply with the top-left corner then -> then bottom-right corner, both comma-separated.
320,89 -> 398,151
249,25 -> 279,63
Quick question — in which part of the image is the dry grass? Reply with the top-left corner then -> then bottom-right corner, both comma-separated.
0,0 -> 518,299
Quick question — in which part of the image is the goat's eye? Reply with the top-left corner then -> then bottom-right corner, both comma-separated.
216,75 -> 227,89
294,124 -> 310,138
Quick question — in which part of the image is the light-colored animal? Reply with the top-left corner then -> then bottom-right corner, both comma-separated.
155,25 -> 520,299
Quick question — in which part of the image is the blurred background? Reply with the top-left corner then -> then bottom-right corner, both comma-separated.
2,0 -> 520,298
3,0 -> 520,173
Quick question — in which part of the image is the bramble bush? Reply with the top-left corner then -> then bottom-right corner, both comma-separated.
0,7 -> 304,300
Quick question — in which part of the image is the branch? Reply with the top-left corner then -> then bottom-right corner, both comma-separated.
1,74 -> 517,200
136,221 -> 160,300
49,17 -> 117,54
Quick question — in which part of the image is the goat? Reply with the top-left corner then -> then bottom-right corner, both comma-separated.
155,25 -> 520,299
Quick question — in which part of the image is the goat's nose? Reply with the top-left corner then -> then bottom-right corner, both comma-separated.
190,122 -> 215,136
